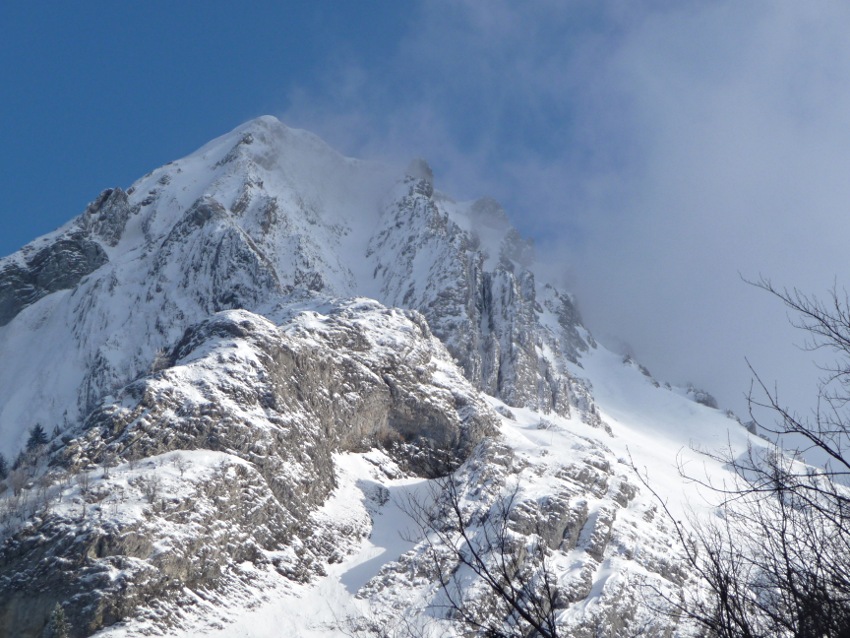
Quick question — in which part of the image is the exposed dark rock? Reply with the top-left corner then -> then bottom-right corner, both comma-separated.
687,385 -> 719,409
79,188 -> 135,246
0,236 -> 108,326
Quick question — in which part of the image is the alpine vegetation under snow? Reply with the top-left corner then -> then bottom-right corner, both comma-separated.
0,116 -> 763,637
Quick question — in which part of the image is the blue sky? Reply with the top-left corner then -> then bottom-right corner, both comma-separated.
0,1 -> 408,255
4,1 -> 850,425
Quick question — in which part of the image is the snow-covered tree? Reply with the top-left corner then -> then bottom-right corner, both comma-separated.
26,423 -> 48,450
46,602 -> 70,638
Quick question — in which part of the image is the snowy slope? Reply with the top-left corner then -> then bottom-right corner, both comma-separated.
0,116 -> 760,638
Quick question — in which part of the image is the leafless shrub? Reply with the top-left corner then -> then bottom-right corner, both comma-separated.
401,475 -> 562,638
8,467 -> 29,497
76,470 -> 92,496
636,279 -> 850,637
138,474 -> 162,504
173,454 -> 190,478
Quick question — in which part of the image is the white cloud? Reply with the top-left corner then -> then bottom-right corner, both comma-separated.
565,1 -> 850,420
280,1 -> 850,423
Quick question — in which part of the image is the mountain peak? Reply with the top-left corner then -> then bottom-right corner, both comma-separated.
405,157 -> 434,183
0,117 -> 747,638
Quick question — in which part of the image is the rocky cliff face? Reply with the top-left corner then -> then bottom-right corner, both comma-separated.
0,116 -> 748,637
0,300 -> 497,637
0,236 -> 108,327
369,174 -> 590,418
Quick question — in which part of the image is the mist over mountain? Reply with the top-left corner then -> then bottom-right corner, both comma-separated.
0,117 -> 757,637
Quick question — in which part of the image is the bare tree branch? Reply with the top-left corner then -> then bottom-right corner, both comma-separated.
643,279 -> 850,637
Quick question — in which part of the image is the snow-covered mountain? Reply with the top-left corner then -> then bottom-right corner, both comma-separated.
0,117 -> 756,637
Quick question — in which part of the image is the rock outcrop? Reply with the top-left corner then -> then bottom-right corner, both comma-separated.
0,235 -> 108,326
0,300 -> 496,637
370,173 -> 592,418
